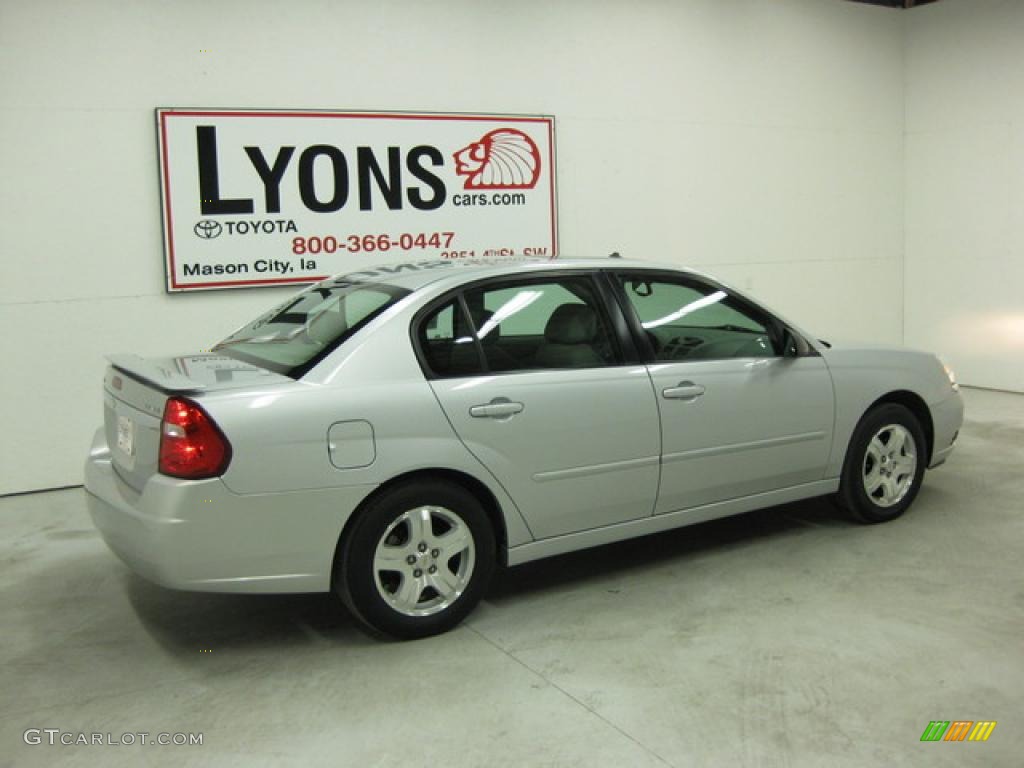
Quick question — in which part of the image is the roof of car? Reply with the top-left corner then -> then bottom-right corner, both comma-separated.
327,256 -> 694,292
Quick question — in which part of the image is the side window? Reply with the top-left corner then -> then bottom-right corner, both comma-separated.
418,300 -> 483,377
462,277 -> 620,372
617,275 -> 777,362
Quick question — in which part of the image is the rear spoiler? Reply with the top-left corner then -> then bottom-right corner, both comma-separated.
107,354 -> 206,392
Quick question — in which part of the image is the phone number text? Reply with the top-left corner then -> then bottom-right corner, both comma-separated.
291,233 -> 455,255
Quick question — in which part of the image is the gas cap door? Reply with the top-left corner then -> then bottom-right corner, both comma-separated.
328,420 -> 376,469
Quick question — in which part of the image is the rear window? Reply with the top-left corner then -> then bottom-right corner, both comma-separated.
214,279 -> 410,377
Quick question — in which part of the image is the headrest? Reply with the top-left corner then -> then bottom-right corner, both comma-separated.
544,304 -> 598,345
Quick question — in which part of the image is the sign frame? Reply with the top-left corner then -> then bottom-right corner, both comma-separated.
156,108 -> 559,292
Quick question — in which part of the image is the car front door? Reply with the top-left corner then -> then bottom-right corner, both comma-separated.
418,273 -> 661,540
611,271 -> 835,516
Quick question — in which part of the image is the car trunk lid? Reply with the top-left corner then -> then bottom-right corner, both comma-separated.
103,354 -> 291,491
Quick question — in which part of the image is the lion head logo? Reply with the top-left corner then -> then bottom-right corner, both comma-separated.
453,129 -> 541,190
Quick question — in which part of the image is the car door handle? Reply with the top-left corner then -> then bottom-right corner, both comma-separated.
662,381 -> 706,401
469,398 -> 525,419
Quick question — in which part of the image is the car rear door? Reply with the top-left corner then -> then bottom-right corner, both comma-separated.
420,273 -> 661,540
610,271 -> 835,515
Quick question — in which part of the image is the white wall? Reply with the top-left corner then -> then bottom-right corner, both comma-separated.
0,0 -> 905,495
904,0 -> 1024,392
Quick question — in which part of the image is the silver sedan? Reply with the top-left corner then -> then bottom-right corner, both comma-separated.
85,258 -> 963,638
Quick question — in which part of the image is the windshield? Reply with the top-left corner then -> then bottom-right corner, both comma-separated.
214,279 -> 411,377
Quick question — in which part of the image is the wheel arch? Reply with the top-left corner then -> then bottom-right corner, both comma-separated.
866,390 -> 935,465
332,468 -> 510,587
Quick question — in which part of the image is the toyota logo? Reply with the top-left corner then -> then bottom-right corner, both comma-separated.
194,220 -> 222,239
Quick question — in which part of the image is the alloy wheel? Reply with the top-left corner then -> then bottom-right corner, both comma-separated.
862,424 -> 917,508
372,506 -> 476,617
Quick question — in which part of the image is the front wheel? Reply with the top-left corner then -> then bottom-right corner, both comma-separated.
836,403 -> 927,524
334,480 -> 495,639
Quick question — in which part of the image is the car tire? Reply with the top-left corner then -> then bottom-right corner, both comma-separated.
334,479 -> 495,640
836,403 -> 927,524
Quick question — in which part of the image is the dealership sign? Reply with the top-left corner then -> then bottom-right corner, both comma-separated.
156,109 -> 558,291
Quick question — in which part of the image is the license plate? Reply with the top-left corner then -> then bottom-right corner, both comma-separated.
116,415 -> 134,456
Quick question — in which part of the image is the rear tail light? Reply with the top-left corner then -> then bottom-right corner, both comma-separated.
158,397 -> 232,479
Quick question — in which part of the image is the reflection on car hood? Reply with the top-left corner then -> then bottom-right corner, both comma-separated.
817,340 -> 940,371
817,339 -> 912,355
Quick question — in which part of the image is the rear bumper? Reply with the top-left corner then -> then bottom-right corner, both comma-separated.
84,429 -> 376,593
928,389 -> 964,469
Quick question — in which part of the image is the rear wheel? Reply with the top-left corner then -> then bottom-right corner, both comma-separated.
837,403 -> 927,524
335,480 -> 495,639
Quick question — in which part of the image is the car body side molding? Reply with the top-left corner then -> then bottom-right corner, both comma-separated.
506,478 -> 839,566
662,430 -> 828,464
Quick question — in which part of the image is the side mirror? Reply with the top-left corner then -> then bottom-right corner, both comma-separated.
782,329 -> 799,358
769,320 -> 800,358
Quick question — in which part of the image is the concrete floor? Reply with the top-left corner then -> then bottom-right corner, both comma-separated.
1,387 -> 1021,767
